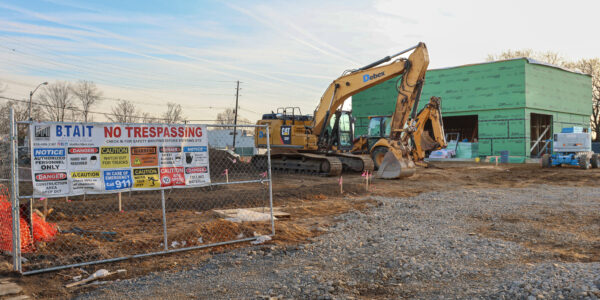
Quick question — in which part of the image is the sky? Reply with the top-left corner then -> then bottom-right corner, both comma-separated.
0,0 -> 598,122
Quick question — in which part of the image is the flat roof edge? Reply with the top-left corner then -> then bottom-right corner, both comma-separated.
430,57 -> 591,76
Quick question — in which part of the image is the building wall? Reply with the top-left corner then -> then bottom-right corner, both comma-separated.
352,58 -> 592,162
353,59 -> 528,136
525,63 -> 592,115
523,63 -> 592,156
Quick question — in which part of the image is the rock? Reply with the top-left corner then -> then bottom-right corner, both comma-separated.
0,283 -> 22,296
6,296 -> 29,300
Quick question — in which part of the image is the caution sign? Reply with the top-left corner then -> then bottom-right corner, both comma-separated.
184,166 -> 209,186
103,169 -> 133,191
160,167 -> 185,187
100,146 -> 130,168
70,171 -> 102,193
159,146 -> 183,166
67,147 -> 100,171
131,146 -> 158,167
182,146 -> 208,167
33,172 -> 69,196
133,168 -> 160,188
32,148 -> 66,172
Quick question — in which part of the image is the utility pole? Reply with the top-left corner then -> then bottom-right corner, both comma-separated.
29,81 -> 48,120
232,80 -> 240,150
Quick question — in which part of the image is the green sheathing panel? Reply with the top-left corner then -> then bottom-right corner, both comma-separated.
419,59 -> 526,113
525,63 -> 592,115
353,59 -> 527,135
476,109 -> 526,157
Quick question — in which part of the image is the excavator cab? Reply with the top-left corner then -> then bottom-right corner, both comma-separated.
368,116 -> 391,138
327,111 -> 355,151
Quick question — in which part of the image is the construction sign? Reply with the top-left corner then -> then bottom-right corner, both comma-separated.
70,171 -> 102,193
160,167 -> 185,187
30,122 -> 210,197
133,168 -> 160,188
131,146 -> 158,167
100,147 -> 130,168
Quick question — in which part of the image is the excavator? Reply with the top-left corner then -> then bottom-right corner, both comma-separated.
253,42 -> 429,178
352,96 -> 447,170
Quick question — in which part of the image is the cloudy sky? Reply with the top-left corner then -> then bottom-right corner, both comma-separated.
0,0 -> 597,121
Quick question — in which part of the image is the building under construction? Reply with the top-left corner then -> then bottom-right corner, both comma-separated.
352,58 -> 593,162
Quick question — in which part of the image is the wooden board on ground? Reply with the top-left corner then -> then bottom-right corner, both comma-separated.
213,207 -> 290,222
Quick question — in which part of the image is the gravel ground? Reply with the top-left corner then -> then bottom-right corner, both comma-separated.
79,186 -> 600,299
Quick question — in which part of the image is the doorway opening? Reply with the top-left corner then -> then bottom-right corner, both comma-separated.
530,113 -> 552,157
442,115 -> 478,142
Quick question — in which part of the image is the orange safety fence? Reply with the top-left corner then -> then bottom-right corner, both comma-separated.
0,186 -> 57,253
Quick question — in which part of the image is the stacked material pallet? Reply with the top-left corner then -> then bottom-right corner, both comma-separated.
447,141 -> 479,159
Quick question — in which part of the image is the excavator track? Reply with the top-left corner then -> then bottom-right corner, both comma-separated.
332,153 -> 375,173
252,153 -> 342,176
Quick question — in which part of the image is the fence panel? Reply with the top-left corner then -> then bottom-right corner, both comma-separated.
6,116 -> 273,274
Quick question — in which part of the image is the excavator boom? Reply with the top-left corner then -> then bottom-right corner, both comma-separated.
255,43 -> 429,176
313,43 -> 429,142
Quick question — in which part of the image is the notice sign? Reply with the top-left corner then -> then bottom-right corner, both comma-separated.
32,148 -> 66,172
183,146 -> 208,166
30,122 -> 210,197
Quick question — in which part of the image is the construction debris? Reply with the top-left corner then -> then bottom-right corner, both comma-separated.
213,207 -> 290,222
66,269 -> 126,288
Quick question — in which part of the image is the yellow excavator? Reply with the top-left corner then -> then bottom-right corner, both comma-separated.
352,96 -> 447,170
254,42 -> 429,178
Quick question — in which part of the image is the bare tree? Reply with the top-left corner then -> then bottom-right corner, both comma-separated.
71,80 -> 102,122
37,81 -> 74,122
162,102 -> 185,124
107,99 -> 139,123
487,49 -> 566,66
141,112 -> 160,123
0,100 -> 43,138
216,108 -> 236,125
567,58 -> 600,141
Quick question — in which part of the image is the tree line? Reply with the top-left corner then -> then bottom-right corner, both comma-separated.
0,80 -> 252,138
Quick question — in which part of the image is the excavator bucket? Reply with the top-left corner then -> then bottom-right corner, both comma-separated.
377,150 -> 416,179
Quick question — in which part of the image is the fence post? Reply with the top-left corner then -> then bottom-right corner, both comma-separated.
161,189 -> 168,250
266,126 -> 275,236
9,108 -> 21,272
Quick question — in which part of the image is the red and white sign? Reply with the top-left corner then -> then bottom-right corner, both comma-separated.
160,167 -> 185,187
33,172 -> 69,195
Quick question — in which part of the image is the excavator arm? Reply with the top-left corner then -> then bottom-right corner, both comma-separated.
312,43 -> 430,148
411,96 -> 447,162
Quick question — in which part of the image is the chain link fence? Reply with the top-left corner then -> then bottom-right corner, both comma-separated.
1,110 -> 273,275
